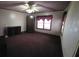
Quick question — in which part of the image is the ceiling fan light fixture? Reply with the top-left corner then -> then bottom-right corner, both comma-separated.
24,3 -> 39,13
26,9 -> 33,13
25,7 -> 39,13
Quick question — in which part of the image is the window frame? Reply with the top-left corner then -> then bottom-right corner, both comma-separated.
36,15 -> 53,31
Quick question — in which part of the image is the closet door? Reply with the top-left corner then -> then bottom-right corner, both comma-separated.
26,15 -> 35,32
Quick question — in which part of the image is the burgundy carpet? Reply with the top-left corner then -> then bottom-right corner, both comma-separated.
6,32 -> 63,57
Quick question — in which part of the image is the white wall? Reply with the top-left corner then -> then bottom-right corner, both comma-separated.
61,2 -> 79,57
33,11 -> 63,36
0,9 -> 26,36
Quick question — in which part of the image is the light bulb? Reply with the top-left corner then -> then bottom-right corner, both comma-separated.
30,15 -> 34,19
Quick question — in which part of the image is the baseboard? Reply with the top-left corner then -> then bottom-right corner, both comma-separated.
21,31 -> 26,33
35,31 -> 60,37
0,31 -> 26,38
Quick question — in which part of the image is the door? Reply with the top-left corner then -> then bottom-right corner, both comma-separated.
26,15 -> 35,32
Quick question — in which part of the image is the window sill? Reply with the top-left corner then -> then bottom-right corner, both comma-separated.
36,28 -> 51,31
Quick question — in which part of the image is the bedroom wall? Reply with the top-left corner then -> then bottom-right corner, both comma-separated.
0,9 -> 26,36
33,11 -> 63,36
61,2 -> 79,57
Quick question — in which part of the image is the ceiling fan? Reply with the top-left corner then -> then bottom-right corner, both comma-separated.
24,1 -> 39,13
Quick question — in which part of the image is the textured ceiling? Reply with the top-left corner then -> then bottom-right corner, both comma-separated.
0,1 -> 70,13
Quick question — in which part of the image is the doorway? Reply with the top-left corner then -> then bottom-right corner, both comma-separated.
26,15 -> 35,32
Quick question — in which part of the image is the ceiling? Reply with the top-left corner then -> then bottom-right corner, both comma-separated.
0,1 -> 70,13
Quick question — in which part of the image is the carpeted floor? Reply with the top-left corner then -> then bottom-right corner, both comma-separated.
5,32 -> 63,57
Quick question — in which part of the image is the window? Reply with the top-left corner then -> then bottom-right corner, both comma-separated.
36,15 -> 52,30
37,19 -> 43,29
